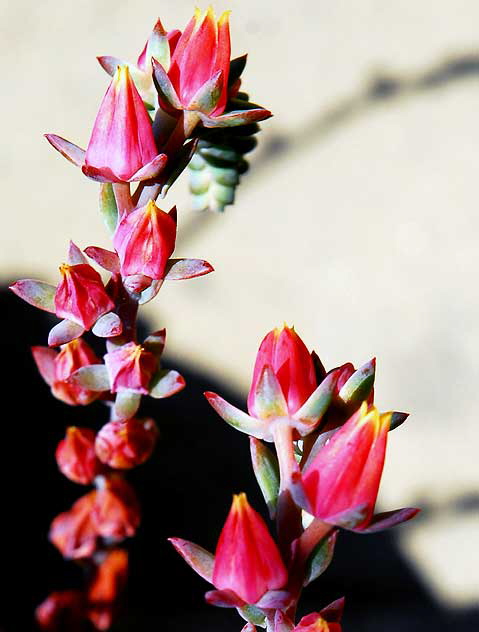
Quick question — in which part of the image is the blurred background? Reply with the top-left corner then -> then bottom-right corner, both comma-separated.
1,0 -> 478,629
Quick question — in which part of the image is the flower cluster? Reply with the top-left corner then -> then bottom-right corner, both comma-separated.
11,8 -> 271,631
172,325 -> 419,629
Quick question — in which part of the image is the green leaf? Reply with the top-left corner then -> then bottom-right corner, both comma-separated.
249,437 -> 280,518
304,530 -> 338,586
99,183 -> 118,233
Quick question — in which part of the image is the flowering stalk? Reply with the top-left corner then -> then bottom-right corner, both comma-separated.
12,8 -> 271,630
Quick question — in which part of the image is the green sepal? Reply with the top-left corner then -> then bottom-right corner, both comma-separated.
238,604 -> 266,628
249,437 -> 280,519
99,183 -> 119,233
303,530 -> 338,586
338,358 -> 376,408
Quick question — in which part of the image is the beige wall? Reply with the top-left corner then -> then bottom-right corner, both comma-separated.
2,0 -> 478,607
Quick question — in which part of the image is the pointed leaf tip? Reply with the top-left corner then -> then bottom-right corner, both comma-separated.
168,537 -> 214,582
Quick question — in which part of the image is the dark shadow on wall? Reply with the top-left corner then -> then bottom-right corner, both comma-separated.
178,52 -> 479,248
1,288 -> 477,632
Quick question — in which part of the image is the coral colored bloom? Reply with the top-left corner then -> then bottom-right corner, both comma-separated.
32,338 -> 103,406
293,613 -> 341,632
49,480 -> 140,558
104,342 -> 157,394
248,325 -> 317,417
56,427 -> 103,484
95,418 -> 158,469
87,550 -> 128,630
55,263 -> 114,330
212,493 -> 287,604
302,404 -> 390,529
93,477 -> 141,541
113,201 -> 177,280
168,8 -> 230,115
49,491 -> 99,559
84,66 -> 163,182
36,590 -> 86,632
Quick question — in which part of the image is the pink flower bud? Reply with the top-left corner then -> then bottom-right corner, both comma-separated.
247,325 -> 317,417
36,590 -> 86,632
168,8 -> 230,115
32,338 -> 104,406
84,66 -> 164,183
95,418 -> 158,469
56,427 -> 103,484
49,491 -> 99,559
113,201 -> 177,281
302,404 -> 390,529
212,493 -> 287,604
87,549 -> 128,631
55,263 -> 114,330
104,342 -> 157,394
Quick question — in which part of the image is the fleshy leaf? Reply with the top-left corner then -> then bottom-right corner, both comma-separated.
238,605 -> 265,628
293,369 -> 340,427
253,366 -> 288,420
129,153 -> 168,181
97,55 -> 128,77
240,624 -> 257,632
228,55 -> 247,86
303,530 -> 338,586
164,258 -> 214,280
69,365 -> 110,391
198,108 -> 272,128
338,358 -> 376,407
138,279 -> 163,305
249,437 -> 279,519
188,70 -> 224,113
254,590 -> 291,610
143,329 -> 166,357
326,503 -> 370,530
274,611 -> 294,632
48,320 -> 85,347
67,241 -> 87,265
91,312 -> 123,338
84,246 -> 120,274
205,392 -> 268,440
390,411 -> 409,431
44,134 -> 86,167
149,369 -> 185,398
99,184 -> 119,234
168,537 -> 214,582
354,507 -> 420,533
151,58 -> 182,110
9,280 -> 56,313
205,589 -> 244,608
320,597 -> 345,622
113,390 -> 141,420
31,347 -> 57,386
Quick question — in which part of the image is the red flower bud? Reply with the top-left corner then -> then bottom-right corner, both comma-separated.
302,404 -> 390,529
32,338 -> 103,406
49,479 -> 140,558
49,491 -> 99,559
87,550 -> 128,631
113,201 -> 176,281
84,66 -> 165,183
56,427 -> 103,484
212,493 -> 287,604
35,590 -> 86,632
95,418 -> 158,469
104,342 -> 157,394
168,8 -> 230,115
93,477 -> 141,541
293,613 -> 341,632
55,263 -> 114,330
248,325 -> 317,417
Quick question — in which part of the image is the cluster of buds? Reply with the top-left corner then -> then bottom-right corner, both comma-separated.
171,325 -> 419,630
10,7 -> 272,631
11,4 -> 419,630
